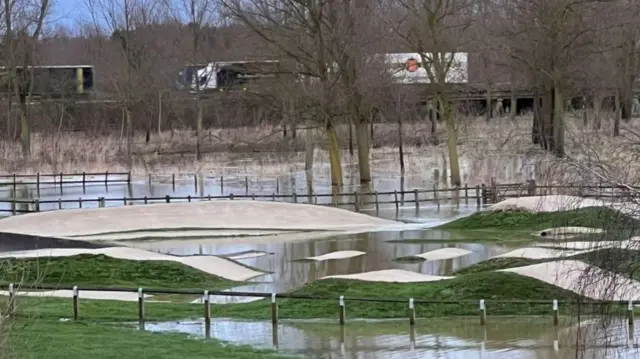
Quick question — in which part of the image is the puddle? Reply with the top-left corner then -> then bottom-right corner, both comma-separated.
143,317 -> 640,358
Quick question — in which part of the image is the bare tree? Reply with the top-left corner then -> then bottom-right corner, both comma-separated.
165,0 -> 219,160
381,0 -> 473,187
221,0 -> 346,187
3,0 -> 50,157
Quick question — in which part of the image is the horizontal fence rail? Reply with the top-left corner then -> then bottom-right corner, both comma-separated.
3,282 -> 637,336
1,173 -> 639,214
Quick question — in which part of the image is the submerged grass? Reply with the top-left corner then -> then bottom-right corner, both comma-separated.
9,319 -> 296,359
0,254 -> 237,289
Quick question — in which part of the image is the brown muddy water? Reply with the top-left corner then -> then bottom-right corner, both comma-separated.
142,317 -> 640,359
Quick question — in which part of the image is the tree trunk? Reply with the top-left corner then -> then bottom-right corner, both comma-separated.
614,90 -> 621,137
397,111 -> 405,175
196,98 -> 203,160
509,69 -> 517,121
125,108 -> 133,168
18,94 -> 30,158
541,88 -> 555,152
428,101 -> 438,144
532,94 -> 542,145
441,99 -> 461,187
553,86 -> 565,157
593,92 -> 603,130
621,83 -> 633,122
326,121 -> 343,187
348,122 -> 354,156
354,120 -> 371,184
485,90 -> 492,122
304,121 -> 314,172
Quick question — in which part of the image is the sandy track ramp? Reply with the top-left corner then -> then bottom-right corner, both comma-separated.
487,195 -> 640,217
0,200 -> 399,238
398,248 -> 472,262
500,260 -> 640,301
0,247 -> 266,282
322,269 -> 453,283
299,250 -> 366,261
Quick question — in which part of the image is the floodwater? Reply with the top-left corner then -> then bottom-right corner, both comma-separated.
143,317 -> 640,359
126,227 -> 518,300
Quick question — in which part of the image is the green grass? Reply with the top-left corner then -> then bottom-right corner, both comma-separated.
8,319 -> 298,359
437,207 -> 640,233
8,272 -> 583,321
0,254 -> 238,289
454,248 -> 640,279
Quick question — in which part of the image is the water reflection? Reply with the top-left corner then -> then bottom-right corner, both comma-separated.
144,317 -> 640,359
126,228 -> 514,296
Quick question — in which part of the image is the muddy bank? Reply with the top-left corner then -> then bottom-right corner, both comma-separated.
0,232 -> 112,252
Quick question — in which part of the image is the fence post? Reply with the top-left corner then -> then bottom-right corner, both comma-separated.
127,171 -> 132,184
105,171 -> 108,189
36,172 -> 41,197
58,198 -> 62,210
629,300 -> 635,327
12,174 -> 16,194
293,192 -> 297,203
394,190 -> 399,212
148,173 -> 152,187
123,197 -> 128,206
271,293 -> 278,324
476,185 -> 481,207
414,189 -> 419,211
276,178 -> 279,193
99,197 -> 105,208
34,199 -> 40,212
230,193 -> 234,200
144,196 -> 148,204
479,299 -> 486,325
138,288 -> 145,329
166,195 -> 170,203
203,290 -> 211,338
194,174 -> 198,193
172,174 -> 176,192
339,296 -> 346,325
82,172 -> 86,194
528,179 -> 537,196
374,192 -> 379,213
73,286 -> 79,320
221,176 -> 224,194
11,199 -> 15,215
245,176 -> 249,194
59,172 -> 63,194
272,193 -> 276,201
464,183 -> 468,203
354,192 -> 359,211
314,193 -> 318,204
8,283 -> 14,316
553,299 -> 559,326
187,195 -> 192,202
409,298 -> 416,326
251,194 -> 255,201
78,198 -> 82,209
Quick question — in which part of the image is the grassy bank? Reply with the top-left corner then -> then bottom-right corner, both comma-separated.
0,254 -> 237,289
8,272 -> 585,321
438,207 -> 639,231
8,319 -> 295,359
455,248 -> 640,279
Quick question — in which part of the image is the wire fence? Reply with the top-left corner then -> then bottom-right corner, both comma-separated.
1,171 -> 638,214
4,282 -> 637,334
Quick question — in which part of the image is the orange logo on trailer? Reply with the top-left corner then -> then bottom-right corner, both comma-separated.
406,58 -> 419,72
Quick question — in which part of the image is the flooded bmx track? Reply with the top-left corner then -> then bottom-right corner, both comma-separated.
142,317 -> 640,359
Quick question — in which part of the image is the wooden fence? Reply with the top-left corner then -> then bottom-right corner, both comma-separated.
0,186 -> 484,214
6,282 -> 634,336
1,181 -> 639,214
